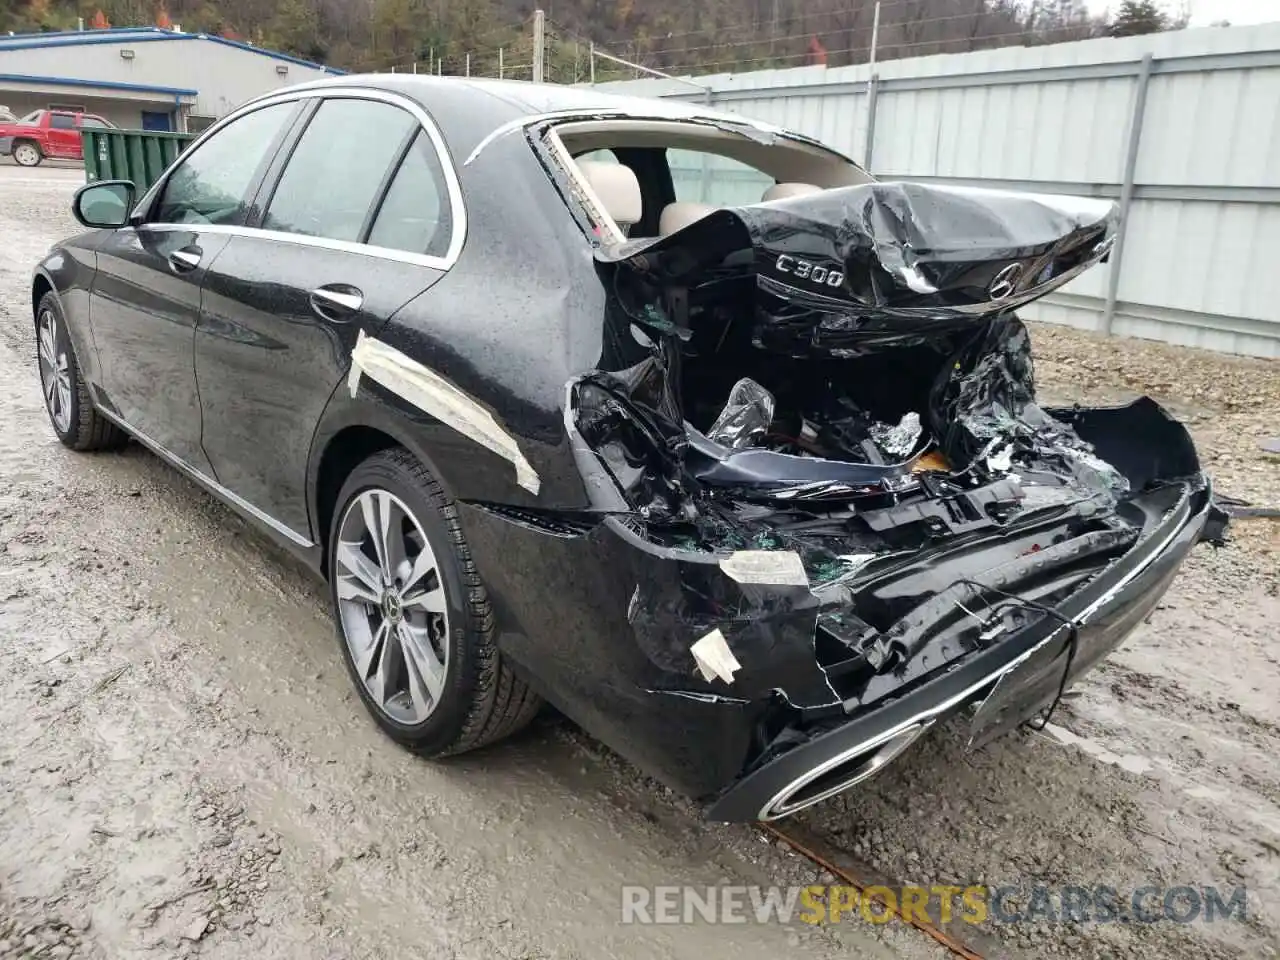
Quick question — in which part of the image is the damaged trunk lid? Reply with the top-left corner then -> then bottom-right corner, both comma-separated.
601,180 -> 1118,352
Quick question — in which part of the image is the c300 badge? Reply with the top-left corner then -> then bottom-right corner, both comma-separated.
775,254 -> 844,289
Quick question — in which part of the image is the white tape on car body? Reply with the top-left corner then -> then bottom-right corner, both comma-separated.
348,329 -> 541,495
690,628 -> 742,685
718,550 -> 809,587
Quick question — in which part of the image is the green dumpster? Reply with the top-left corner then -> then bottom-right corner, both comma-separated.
82,128 -> 197,193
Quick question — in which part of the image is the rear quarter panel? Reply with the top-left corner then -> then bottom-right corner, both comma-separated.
309,127 -> 610,516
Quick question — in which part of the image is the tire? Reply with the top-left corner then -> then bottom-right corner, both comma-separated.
36,292 -> 126,451
327,448 -> 541,756
12,140 -> 42,167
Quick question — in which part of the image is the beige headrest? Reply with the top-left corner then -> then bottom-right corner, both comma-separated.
762,182 -> 823,202
659,201 -> 716,236
576,160 -> 642,229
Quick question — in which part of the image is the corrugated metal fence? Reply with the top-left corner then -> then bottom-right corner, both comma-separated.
595,24 -> 1280,358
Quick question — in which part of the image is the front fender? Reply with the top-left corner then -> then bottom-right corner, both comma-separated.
33,239 -> 103,390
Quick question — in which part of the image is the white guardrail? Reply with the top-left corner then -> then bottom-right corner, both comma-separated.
594,23 -> 1280,358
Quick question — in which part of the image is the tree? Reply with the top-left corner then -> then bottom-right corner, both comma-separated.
266,0 -> 327,62
371,0 -> 417,60
1109,0 -> 1168,37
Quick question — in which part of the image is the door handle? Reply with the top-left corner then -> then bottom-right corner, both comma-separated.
310,285 -> 364,321
168,247 -> 202,272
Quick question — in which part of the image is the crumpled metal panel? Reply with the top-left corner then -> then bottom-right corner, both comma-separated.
601,182 -> 1117,353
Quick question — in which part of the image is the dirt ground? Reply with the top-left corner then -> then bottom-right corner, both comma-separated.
1,165 -> 1277,960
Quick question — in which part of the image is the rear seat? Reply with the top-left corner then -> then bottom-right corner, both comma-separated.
576,160 -> 642,235
658,201 -> 716,236
762,182 -> 823,201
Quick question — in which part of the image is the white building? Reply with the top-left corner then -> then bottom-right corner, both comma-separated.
0,26 -> 341,132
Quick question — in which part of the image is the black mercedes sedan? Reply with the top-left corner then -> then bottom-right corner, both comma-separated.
33,76 -> 1225,821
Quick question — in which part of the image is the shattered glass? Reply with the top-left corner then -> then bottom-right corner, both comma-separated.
931,316 -> 1128,495
869,412 -> 922,460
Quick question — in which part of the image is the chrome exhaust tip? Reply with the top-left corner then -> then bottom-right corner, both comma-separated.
758,721 -> 931,821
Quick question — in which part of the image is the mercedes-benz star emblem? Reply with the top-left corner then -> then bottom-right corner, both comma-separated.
988,262 -> 1024,301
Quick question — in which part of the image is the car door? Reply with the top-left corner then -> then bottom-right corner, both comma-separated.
46,112 -> 79,158
194,92 -> 459,537
89,100 -> 302,472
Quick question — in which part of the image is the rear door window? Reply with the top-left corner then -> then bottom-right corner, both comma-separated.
366,132 -> 452,258
49,114 -> 76,130
261,98 -> 417,244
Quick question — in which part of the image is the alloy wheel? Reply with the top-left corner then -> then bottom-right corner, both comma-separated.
13,143 -> 39,166
334,489 -> 450,725
37,309 -> 72,433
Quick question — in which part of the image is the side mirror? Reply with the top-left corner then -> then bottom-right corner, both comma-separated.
72,180 -> 136,229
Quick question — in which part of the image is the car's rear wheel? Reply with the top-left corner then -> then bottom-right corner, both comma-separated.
328,448 -> 541,756
12,141 -> 42,167
36,293 -> 125,451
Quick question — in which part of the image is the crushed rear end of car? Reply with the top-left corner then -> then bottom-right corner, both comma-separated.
562,181 -> 1227,820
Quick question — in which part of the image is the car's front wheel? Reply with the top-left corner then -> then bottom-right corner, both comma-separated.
328,448 -> 541,756
36,293 -> 125,451
12,140 -> 42,167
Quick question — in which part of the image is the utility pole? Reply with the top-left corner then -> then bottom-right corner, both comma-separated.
869,1 -> 881,69
532,8 -> 546,83
589,42 -> 596,84
499,47 -> 504,79
465,52 -> 470,77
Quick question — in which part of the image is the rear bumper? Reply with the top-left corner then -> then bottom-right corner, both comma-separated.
705,480 -> 1212,822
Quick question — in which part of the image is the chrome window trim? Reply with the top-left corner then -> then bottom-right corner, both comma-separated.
97,407 -> 314,548
138,221 -> 455,270
137,86 -> 467,271
544,125 -> 626,244
462,106 -> 795,167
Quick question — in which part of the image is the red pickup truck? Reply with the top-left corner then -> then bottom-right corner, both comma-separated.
0,109 -> 116,167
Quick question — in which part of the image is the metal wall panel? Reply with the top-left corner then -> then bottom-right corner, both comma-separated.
596,23 -> 1280,357
0,38 -> 333,120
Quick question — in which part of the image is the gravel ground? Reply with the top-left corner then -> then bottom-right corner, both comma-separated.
1,165 -> 1278,960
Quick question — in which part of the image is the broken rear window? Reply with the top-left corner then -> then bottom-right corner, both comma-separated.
545,118 -> 873,241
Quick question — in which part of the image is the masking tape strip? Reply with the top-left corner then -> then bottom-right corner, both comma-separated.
690,628 -> 742,685
348,330 -> 541,495
719,549 -> 809,587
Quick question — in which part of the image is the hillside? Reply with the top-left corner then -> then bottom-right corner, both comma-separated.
2,0 -> 1179,79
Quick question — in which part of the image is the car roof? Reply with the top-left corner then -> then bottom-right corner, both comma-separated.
269,75 -> 785,137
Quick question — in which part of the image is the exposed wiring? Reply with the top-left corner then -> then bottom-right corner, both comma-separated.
953,578 -> 1081,732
